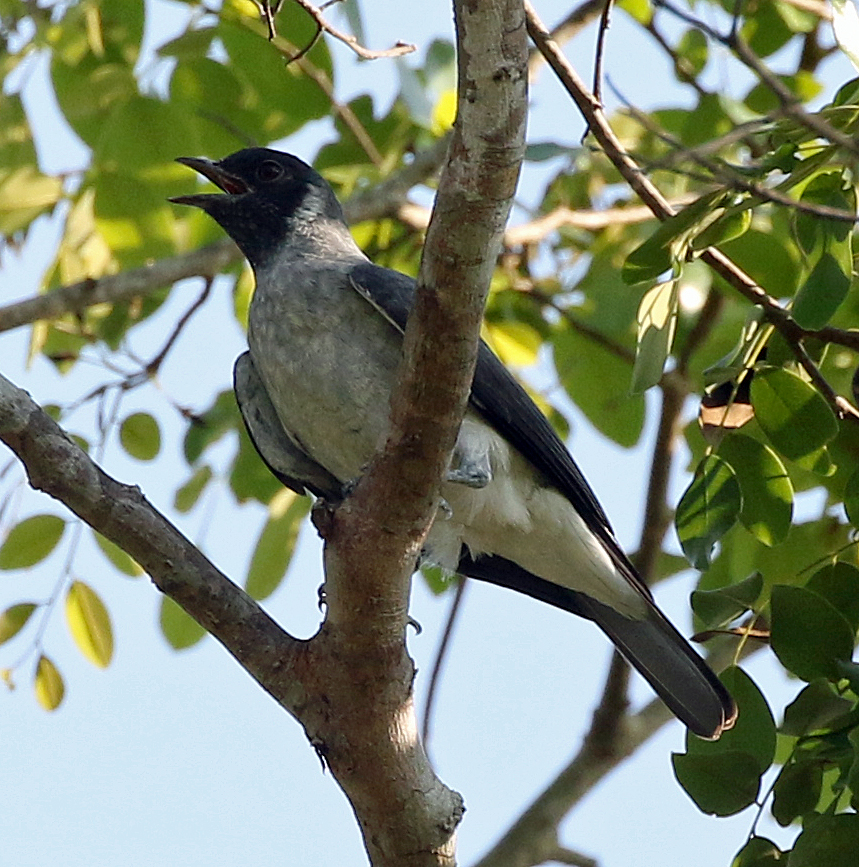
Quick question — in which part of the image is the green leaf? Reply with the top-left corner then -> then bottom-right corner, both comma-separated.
720,230 -> 800,297
93,531 -> 143,577
624,191 -> 728,284
770,585 -> 855,681
66,580 -> 114,668
793,252 -> 852,330
0,603 -> 37,644
119,412 -> 161,461
806,562 -> 859,632
718,434 -> 793,546
622,235 -> 674,284
183,390 -> 238,464
676,455 -> 741,569
0,514 -> 66,570
672,750 -> 761,816
0,166 -> 64,235
159,596 -> 206,651
675,28 -> 708,79
553,323 -> 645,448
174,465 -> 213,513
772,760 -> 823,826
245,491 -> 309,600
692,572 -> 763,628
751,367 -> 839,462
34,654 -> 64,711
421,565 -> 455,596
631,279 -> 678,393
789,813 -> 859,867
229,424 -> 284,505
731,836 -> 783,867
781,680 -> 855,736
684,667 -> 776,774
690,207 -> 752,252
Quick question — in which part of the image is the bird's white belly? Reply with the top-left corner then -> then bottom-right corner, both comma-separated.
431,422 -> 647,618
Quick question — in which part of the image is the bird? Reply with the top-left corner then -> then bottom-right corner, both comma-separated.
171,147 -> 737,739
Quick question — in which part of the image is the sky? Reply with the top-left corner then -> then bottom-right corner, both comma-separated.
1,1 -> 852,865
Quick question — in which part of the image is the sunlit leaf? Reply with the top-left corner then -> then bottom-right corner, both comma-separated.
34,654 -> 64,711
676,455 -> 741,569
66,580 -> 113,668
245,490 -> 309,600
632,279 -> 678,393
750,368 -> 839,462
0,515 -> 66,570
159,596 -> 206,651
119,412 -> 161,461
0,603 -> 37,644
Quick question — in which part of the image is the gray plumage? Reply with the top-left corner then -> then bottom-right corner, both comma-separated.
172,148 -> 737,739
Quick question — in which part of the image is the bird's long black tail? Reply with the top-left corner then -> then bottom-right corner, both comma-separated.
458,551 -> 737,739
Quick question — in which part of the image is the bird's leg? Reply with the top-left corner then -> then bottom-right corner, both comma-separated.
446,430 -> 492,488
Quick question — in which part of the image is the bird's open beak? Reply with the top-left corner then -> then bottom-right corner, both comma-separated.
169,157 -> 250,207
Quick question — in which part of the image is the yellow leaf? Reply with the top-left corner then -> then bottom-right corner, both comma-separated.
432,90 -> 457,135
66,580 -> 114,668
483,321 -> 541,367
34,655 -> 64,710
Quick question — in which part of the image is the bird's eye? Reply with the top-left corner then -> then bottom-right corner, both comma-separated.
257,161 -> 284,183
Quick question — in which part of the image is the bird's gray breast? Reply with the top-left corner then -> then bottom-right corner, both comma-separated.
247,256 -> 402,483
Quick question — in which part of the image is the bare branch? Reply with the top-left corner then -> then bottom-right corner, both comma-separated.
422,577 -> 468,748
285,0 -> 416,59
0,240 -> 239,335
527,0 -> 606,79
524,1 -> 859,420
0,139 -> 451,335
322,0 -> 528,649
652,0 -> 859,158
0,372 -> 303,697
547,847 -> 597,867
503,199 -> 694,246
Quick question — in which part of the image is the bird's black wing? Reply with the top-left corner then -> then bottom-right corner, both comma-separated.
234,352 -> 341,499
347,264 -> 736,738
348,261 -> 646,595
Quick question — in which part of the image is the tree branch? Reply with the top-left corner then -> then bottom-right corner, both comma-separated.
0,139 -> 451,335
523,1 -> 859,421
285,0 -> 416,59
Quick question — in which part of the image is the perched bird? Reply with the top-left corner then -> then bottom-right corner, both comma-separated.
171,147 -> 737,739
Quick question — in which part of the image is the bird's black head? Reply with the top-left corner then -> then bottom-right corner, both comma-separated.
170,148 -> 346,268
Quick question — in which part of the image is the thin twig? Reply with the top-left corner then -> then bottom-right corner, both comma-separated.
524,1 -> 859,420
287,0 -> 415,59
527,0 -> 606,78
0,139 -> 452,334
421,577 -> 468,749
592,0 -> 614,105
653,0 -> 859,158
145,279 -> 213,376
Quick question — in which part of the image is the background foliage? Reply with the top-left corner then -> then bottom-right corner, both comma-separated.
3,0 -> 859,864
